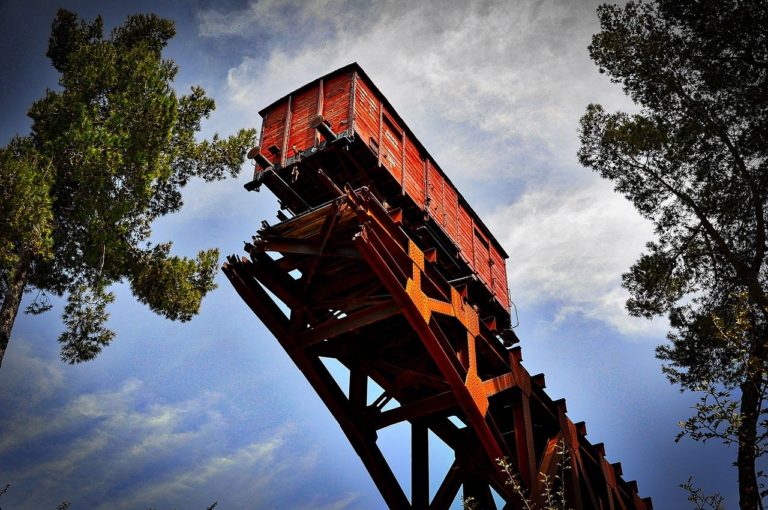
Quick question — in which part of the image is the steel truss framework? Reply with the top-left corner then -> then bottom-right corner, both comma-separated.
224,173 -> 652,510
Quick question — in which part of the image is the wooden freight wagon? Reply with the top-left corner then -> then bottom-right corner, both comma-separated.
247,63 -> 513,333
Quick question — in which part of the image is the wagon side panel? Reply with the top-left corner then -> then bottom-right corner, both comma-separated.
288,86 -> 320,156
426,159 -> 444,224
260,102 -> 289,166
322,73 -> 354,136
353,75 -> 381,156
473,227 -> 492,287
491,246 -> 509,308
458,204 -> 474,267
403,137 -> 426,209
442,181 -> 459,243
380,112 -> 404,184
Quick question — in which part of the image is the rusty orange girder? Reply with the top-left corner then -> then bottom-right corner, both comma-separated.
224,175 -> 651,510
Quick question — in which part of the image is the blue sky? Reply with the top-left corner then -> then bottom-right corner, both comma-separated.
0,1 -> 743,508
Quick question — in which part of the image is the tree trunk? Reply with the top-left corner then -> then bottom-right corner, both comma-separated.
0,255 -> 30,368
738,372 -> 762,510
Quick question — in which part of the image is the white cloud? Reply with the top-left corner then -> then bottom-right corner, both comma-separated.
487,179 -> 667,336
0,378 -> 218,457
0,339 -> 63,407
207,0 -> 635,185
0,352 -> 316,509
195,0 -> 659,336
293,491 -> 360,510
112,435 -> 290,510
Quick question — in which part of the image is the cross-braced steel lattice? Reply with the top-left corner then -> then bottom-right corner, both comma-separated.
224,169 -> 651,510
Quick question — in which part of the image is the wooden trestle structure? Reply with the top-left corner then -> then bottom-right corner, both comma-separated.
223,64 -> 651,510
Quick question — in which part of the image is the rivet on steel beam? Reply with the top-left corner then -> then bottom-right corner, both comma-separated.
310,114 -> 338,142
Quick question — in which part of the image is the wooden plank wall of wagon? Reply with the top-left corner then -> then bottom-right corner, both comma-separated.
473,227 -> 492,287
288,86 -> 319,157
458,205 -> 475,268
403,137 -> 426,208
491,246 -> 509,308
442,180 -> 459,243
426,159 -> 444,224
381,114 -> 403,184
353,75 -> 380,152
323,73 -> 353,135
260,102 -> 289,166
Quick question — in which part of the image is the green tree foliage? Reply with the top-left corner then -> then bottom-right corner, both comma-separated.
0,10 -> 255,367
578,1 -> 767,509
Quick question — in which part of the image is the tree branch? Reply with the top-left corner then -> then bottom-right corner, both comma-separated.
670,74 -> 767,275
623,154 -> 768,310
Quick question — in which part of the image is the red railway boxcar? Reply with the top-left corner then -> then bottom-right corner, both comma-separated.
246,63 -> 512,330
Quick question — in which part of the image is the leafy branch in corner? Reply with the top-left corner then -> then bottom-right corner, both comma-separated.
464,440 -> 573,510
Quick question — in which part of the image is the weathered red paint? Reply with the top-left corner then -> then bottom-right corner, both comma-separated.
255,63 -> 510,310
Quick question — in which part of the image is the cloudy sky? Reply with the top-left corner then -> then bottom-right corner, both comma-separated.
0,0 -> 739,508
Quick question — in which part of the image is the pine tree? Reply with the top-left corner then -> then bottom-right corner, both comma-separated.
0,10 -> 255,367
579,2 -> 767,508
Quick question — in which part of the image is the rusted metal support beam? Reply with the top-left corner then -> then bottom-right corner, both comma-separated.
531,435 -> 564,509
228,183 -> 653,510
260,167 -> 312,212
299,300 -> 401,347
371,391 -> 457,430
512,392 -> 537,491
482,372 -> 517,398
412,421 -> 429,510
245,251 -> 305,310
430,460 -> 462,510
349,365 -> 368,410
223,258 -> 410,509
305,352 -> 412,510
223,257 -> 291,338
254,236 -> 359,258
309,272 -> 382,304
302,201 -> 342,291
316,167 -> 345,197
353,225 -> 513,499
377,362 -> 451,391
463,475 -> 497,510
